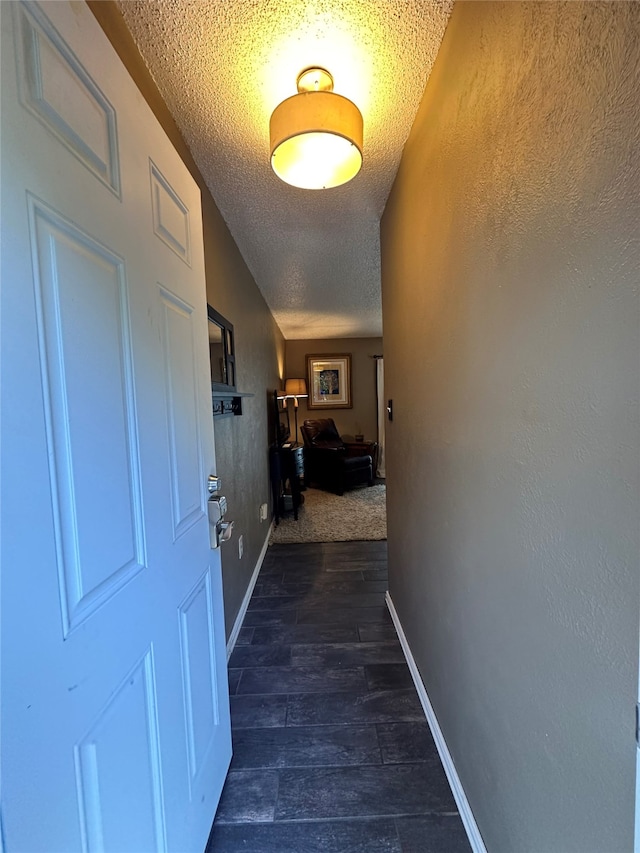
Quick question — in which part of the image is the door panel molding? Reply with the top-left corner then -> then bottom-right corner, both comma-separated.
14,1 -> 120,195
28,195 -> 146,637
158,286 -> 205,542
74,648 -> 167,853
150,160 -> 191,265
178,567 -> 221,797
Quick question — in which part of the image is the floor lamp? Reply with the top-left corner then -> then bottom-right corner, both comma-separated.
284,378 -> 308,445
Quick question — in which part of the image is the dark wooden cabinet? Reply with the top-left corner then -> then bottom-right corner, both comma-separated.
270,444 -> 304,523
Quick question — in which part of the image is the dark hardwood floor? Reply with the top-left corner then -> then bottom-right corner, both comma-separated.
207,541 -> 471,853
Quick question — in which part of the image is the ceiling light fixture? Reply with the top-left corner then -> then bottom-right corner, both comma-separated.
270,67 -> 363,190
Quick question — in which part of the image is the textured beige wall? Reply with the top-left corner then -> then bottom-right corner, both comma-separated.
284,338 -> 383,442
89,2 -> 285,639
204,213 -> 285,640
381,2 -> 639,851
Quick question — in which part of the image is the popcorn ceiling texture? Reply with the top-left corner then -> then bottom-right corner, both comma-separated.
116,0 -> 453,339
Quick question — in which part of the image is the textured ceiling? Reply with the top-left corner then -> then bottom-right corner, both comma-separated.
117,0 -> 453,339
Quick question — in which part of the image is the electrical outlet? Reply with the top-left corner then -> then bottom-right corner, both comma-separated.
238,535 -> 243,560
259,502 -> 268,521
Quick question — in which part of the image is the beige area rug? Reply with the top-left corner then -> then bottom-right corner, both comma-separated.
269,484 -> 387,544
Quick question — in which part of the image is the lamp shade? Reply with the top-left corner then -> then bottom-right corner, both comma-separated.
284,378 -> 308,397
270,69 -> 363,190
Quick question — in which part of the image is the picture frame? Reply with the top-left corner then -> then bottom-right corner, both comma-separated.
306,354 -> 352,409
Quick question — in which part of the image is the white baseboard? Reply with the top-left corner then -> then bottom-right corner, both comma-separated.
226,522 -> 273,659
386,592 -> 487,853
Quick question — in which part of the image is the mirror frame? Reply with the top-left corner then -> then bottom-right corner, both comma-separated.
207,305 -> 236,393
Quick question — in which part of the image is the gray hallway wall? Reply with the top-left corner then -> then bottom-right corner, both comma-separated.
381,3 -> 640,850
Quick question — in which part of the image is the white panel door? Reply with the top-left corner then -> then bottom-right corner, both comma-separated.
0,3 -> 231,851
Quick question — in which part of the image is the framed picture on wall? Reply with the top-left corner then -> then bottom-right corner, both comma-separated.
306,354 -> 352,409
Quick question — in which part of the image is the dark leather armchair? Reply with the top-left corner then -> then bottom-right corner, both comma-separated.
300,418 -> 373,495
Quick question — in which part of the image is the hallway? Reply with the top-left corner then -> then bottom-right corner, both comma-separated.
207,541 -> 471,852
